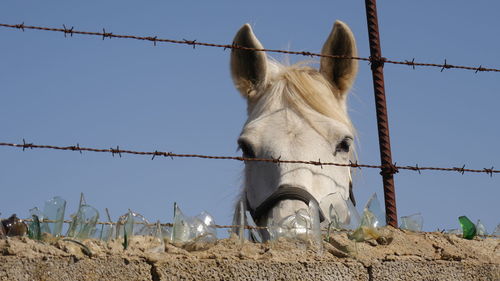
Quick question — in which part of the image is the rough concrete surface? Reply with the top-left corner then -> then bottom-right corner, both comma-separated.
0,227 -> 499,281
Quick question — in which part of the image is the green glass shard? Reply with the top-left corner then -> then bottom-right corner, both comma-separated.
28,215 -> 42,240
29,207 -> 48,234
124,211 -> 134,241
458,216 -> 476,240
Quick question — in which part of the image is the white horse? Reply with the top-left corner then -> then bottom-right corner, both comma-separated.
230,21 -> 358,238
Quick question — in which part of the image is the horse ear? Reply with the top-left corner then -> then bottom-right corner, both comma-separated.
320,21 -> 358,96
231,24 -> 268,99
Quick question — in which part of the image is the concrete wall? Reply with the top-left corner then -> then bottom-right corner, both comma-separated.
1,256 -> 499,281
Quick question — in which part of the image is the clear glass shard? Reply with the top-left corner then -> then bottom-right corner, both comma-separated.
116,210 -> 151,239
308,200 -> 323,255
319,193 -> 347,229
43,196 -> 66,237
475,219 -> 487,236
147,220 -> 165,253
360,209 -> 378,228
267,208 -> 314,243
492,224 -> 500,236
66,205 -> 99,239
363,193 -> 386,227
344,198 -> 361,230
245,210 -> 262,242
400,213 -> 424,232
171,203 -> 191,243
98,208 -> 115,241
238,200 -> 245,243
170,203 -> 217,244
194,211 -> 217,243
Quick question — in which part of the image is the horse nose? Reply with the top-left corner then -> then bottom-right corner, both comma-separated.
251,184 -> 325,222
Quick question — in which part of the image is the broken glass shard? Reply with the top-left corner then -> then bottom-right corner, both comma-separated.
237,200 -> 245,243
147,220 -> 165,253
29,207 -> 50,234
492,224 -> 500,236
348,226 -> 381,242
475,219 -> 487,236
267,208 -> 310,241
43,196 -> 66,237
116,210 -> 151,239
400,213 -> 423,232
66,205 -> 99,239
321,193 -> 361,231
344,198 -> 361,230
308,200 -> 323,255
458,216 -> 476,240
320,192 -> 347,229
194,211 -> 217,243
170,203 -> 217,243
99,208 -> 115,241
28,215 -> 42,240
171,203 -> 190,243
363,193 -> 386,227
245,210 -> 262,243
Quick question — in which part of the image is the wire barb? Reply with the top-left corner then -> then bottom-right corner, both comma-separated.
62,24 -> 74,37
380,162 -> 399,176
102,28 -> 112,40
21,138 -> 32,151
405,58 -> 416,70
483,166 -> 494,177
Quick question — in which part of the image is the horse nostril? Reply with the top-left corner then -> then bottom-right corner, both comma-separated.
238,139 -> 256,158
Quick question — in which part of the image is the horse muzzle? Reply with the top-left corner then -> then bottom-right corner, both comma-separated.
246,184 -> 326,225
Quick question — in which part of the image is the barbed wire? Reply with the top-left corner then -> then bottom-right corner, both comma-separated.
1,23 -> 500,73
0,140 -> 498,176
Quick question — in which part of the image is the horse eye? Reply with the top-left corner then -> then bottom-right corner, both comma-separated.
335,137 -> 352,154
238,139 -> 256,158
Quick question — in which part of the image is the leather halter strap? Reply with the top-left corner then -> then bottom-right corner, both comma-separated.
247,185 -> 326,223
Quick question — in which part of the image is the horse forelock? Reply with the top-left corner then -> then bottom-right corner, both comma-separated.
249,60 -> 355,137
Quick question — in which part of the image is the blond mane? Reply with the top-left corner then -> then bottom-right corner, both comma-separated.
250,61 -> 354,136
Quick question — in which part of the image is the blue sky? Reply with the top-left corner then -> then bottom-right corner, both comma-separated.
1,1 -> 499,234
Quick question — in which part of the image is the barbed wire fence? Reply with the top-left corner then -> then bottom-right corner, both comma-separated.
0,1 -> 499,233
0,141 -> 498,176
1,22 -> 500,73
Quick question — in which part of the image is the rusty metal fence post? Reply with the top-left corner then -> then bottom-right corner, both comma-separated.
364,0 -> 398,227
